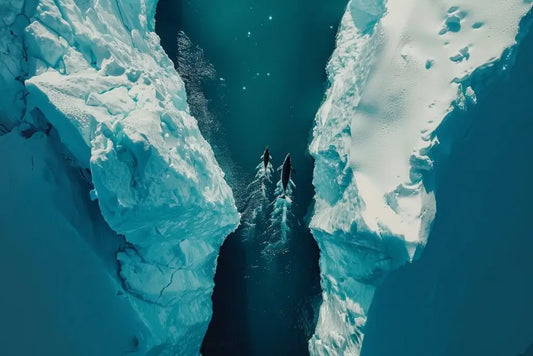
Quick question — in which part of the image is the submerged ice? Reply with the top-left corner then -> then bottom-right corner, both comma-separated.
0,0 -> 239,354
309,0 -> 533,354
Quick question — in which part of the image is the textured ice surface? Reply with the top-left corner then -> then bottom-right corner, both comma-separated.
309,0 -> 532,354
0,0 -> 27,130
1,0 -> 239,354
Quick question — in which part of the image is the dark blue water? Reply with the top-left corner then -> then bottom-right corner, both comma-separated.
155,1 -> 347,355
361,17 -> 533,356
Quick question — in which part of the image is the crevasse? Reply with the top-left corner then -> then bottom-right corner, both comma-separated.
308,0 -> 533,355
0,0 -> 239,354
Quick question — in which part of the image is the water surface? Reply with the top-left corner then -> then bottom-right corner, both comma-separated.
155,1 -> 347,355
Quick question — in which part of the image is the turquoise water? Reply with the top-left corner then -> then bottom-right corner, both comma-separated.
155,1 -> 347,355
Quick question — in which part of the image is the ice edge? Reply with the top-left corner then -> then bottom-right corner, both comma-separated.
0,0 -> 240,354
308,1 -> 533,355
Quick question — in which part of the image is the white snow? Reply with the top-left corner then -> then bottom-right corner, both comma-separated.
309,0 -> 532,354
0,0 -> 239,354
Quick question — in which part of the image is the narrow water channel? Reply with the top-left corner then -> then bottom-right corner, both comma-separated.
155,1 -> 348,354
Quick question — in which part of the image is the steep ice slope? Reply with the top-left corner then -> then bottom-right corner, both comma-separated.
0,0 -> 239,354
309,0 -> 532,354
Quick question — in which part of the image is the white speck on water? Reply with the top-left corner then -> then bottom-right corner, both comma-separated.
268,16 -> 273,20
247,31 -> 251,37
242,86 -> 247,90
266,72 -> 271,76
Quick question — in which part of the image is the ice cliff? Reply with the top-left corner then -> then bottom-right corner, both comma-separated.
309,0 -> 533,355
0,0 -> 239,354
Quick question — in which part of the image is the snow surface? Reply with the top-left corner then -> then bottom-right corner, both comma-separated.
362,27 -> 533,354
309,0 -> 533,355
0,0 -> 239,354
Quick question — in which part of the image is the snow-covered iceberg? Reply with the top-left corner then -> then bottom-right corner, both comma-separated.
309,0 -> 532,354
1,0 -> 239,354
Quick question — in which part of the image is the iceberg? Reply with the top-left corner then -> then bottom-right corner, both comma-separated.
1,0 -> 239,354
309,0 -> 532,355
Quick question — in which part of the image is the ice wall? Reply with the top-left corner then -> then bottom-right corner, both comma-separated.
309,0 -> 532,354
1,0 -> 239,354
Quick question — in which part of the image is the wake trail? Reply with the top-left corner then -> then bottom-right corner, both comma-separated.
263,176 -> 296,256
240,156 -> 274,240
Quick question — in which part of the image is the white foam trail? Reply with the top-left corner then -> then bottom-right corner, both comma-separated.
240,158 -> 274,239
264,177 -> 296,254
